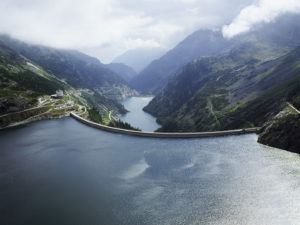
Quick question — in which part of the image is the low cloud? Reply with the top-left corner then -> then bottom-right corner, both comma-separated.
222,0 -> 300,38
0,0 -> 253,62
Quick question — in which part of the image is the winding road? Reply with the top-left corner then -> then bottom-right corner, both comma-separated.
287,102 -> 300,114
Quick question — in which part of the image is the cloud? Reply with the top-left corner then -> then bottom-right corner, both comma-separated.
222,0 -> 300,38
0,0 -> 253,62
124,38 -> 161,49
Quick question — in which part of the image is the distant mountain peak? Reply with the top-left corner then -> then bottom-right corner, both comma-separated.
112,47 -> 166,73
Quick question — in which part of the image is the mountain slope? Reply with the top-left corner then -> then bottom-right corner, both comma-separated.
130,30 -> 230,93
145,43 -> 300,132
0,43 -> 65,115
105,63 -> 137,82
0,39 -> 129,128
131,14 -> 300,94
113,47 -> 165,73
0,35 -> 137,100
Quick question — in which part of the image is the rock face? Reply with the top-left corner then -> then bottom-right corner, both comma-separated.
258,107 -> 300,153
144,45 -> 300,132
143,14 -> 300,132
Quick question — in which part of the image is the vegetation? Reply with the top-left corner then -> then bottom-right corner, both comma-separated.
1,68 -> 63,95
219,74 -> 300,130
146,44 -> 300,132
130,29 -> 230,94
87,106 -> 140,131
156,119 -> 179,132
0,36 -> 133,128
131,14 -> 300,95
0,107 -> 50,127
0,34 -> 136,100
108,120 -> 141,131
87,107 -> 103,124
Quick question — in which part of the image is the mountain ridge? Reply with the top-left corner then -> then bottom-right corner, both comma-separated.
113,47 -> 166,73
144,36 -> 300,132
0,35 -> 138,101
0,36 -> 135,128
131,14 -> 300,94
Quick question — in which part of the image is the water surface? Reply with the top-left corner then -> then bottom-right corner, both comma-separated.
120,96 -> 161,132
0,118 -> 300,225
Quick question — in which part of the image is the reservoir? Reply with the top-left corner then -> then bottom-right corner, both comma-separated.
120,96 -> 161,132
1,118 -> 300,225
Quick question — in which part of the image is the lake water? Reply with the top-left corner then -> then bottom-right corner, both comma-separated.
120,96 -> 161,132
1,118 -> 300,225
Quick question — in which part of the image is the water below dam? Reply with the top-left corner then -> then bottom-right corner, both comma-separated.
120,96 -> 161,132
1,117 -> 300,225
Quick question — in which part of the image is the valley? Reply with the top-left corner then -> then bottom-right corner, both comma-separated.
1,1 -> 300,224
1,14 -> 300,151
120,96 -> 161,132
0,91 -> 86,129
0,10 -> 299,158
1,117 -> 300,225
0,35 -> 140,129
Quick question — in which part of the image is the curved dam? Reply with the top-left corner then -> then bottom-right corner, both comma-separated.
70,112 -> 260,138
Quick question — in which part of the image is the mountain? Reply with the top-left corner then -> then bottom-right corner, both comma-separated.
0,37 -> 134,128
113,47 -> 166,73
0,42 -> 64,115
131,14 -> 300,94
130,30 -> 231,93
0,35 -> 138,101
105,63 -> 137,82
144,16 -> 300,132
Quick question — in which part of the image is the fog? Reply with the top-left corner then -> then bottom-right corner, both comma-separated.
0,0 -> 299,62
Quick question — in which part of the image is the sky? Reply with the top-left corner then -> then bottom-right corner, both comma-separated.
0,0 -> 299,63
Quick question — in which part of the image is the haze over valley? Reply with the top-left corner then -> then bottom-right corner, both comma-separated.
1,0 -> 300,224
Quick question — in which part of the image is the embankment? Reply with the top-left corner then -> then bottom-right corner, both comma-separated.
70,112 -> 260,138
0,106 -> 51,128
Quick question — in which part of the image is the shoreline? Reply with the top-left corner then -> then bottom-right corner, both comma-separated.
0,112 -> 70,130
70,112 -> 260,139
0,110 -> 260,139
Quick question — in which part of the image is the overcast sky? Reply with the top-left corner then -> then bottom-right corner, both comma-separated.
0,0 -> 299,63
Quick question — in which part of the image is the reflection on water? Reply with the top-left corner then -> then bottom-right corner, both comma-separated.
121,158 -> 150,179
0,118 -> 300,225
120,96 -> 161,132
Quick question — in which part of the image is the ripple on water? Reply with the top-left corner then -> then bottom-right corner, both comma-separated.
1,118 -> 300,225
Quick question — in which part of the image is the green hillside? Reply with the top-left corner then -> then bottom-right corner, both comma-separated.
147,45 -> 300,132
0,35 -> 138,101
0,40 -> 129,128
0,43 -> 64,115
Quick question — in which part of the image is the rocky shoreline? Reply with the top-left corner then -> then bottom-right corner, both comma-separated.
258,104 -> 300,153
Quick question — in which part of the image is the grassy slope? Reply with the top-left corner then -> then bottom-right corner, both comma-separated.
0,41 -> 128,122
218,74 -> 300,130
154,46 -> 300,132
0,35 -> 137,101
0,45 -> 64,115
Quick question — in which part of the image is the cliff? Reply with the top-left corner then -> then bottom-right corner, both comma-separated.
258,105 -> 300,153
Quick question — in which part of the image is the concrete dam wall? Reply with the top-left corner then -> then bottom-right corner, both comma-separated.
70,112 -> 260,138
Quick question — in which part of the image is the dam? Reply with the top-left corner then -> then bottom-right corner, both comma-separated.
70,112 -> 260,138
1,117 -> 300,225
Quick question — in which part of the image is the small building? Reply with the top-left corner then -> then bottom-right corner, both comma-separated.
51,90 -> 64,99
66,100 -> 74,106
